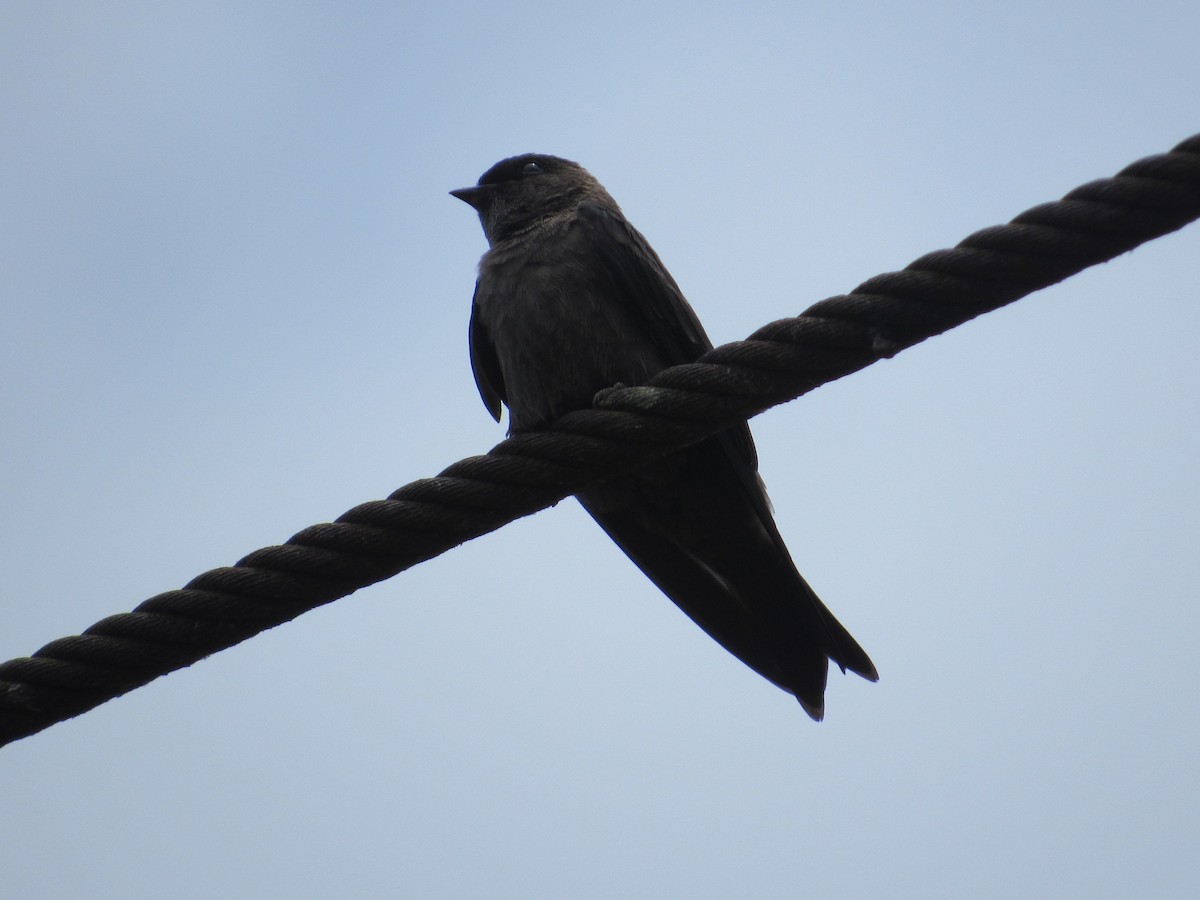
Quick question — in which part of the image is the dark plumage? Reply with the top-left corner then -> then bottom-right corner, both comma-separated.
451,154 -> 876,718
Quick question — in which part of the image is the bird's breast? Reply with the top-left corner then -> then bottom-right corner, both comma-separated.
476,243 -> 662,432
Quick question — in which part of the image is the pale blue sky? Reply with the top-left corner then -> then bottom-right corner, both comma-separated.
2,3 -> 1198,897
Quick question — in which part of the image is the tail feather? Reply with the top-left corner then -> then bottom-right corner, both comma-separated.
582,499 -> 875,720
578,436 -> 876,719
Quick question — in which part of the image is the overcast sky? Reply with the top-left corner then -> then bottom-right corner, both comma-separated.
2,3 -> 1198,897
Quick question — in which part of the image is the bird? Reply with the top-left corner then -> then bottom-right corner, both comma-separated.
451,154 -> 876,719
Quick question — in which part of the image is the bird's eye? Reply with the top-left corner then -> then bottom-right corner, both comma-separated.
522,161 -> 543,175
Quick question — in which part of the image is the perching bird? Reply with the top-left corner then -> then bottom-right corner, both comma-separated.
451,154 -> 876,719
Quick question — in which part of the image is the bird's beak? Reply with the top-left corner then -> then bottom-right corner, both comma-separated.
450,185 -> 490,211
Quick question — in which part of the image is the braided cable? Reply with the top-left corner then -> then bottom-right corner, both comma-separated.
2,134 -> 1198,746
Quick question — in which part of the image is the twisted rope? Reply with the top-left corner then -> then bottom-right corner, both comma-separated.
3,134 -> 1199,747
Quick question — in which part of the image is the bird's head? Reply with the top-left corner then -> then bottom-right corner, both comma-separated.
451,154 -> 608,245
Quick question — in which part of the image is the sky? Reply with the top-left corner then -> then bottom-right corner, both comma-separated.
2,2 -> 1198,897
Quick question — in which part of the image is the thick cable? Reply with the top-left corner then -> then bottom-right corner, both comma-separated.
2,134 -> 1198,747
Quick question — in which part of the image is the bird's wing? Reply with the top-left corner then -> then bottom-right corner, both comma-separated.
468,279 -> 505,422
576,198 -> 760,474
577,199 -> 712,364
